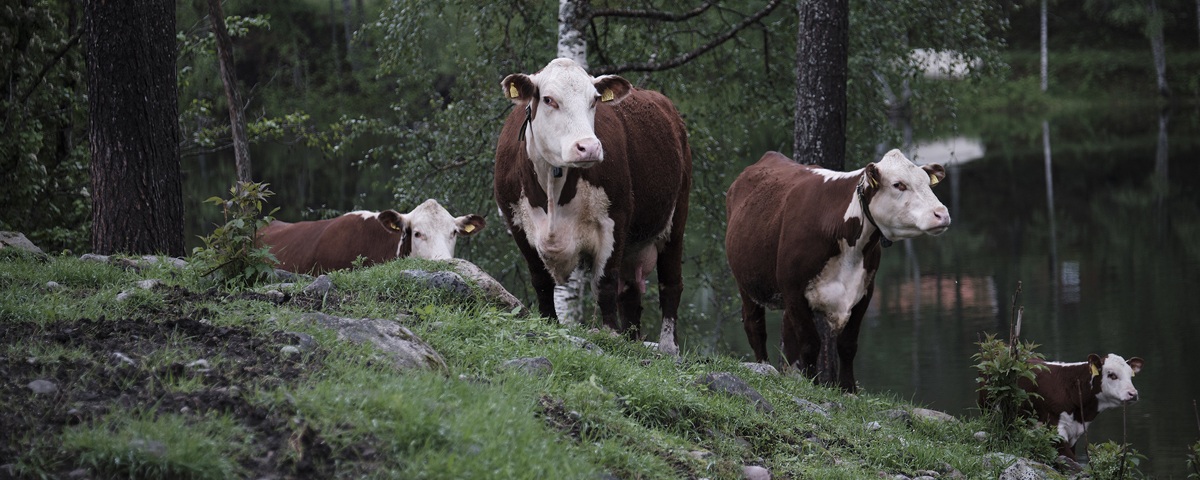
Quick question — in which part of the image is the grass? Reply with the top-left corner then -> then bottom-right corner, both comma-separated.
0,248 -> 1058,479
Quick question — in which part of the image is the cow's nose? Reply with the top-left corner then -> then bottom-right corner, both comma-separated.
573,139 -> 601,161
933,209 -> 951,227
1128,390 -> 1139,402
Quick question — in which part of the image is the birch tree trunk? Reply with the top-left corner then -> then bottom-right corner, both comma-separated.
558,0 -> 589,69
207,0 -> 252,183
1040,0 -> 1048,92
1147,0 -> 1171,97
794,0 -> 849,171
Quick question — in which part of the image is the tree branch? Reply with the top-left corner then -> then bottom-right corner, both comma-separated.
589,1 -> 714,22
17,33 -> 81,105
589,0 -> 783,76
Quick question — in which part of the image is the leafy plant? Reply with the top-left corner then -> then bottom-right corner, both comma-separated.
973,333 -> 1058,458
1187,440 -> 1200,479
190,182 -> 279,286
1087,441 -> 1146,479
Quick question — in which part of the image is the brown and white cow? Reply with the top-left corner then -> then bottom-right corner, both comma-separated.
725,150 -> 949,391
258,199 -> 485,274
990,353 -> 1145,460
493,58 -> 692,352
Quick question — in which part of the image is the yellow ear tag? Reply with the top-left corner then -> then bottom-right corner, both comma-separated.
601,89 -> 614,102
464,224 -> 475,233
1090,364 -> 1099,376
929,173 -> 940,186
389,222 -> 401,231
509,85 -> 518,98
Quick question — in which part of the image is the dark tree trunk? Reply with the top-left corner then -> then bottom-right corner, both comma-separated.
85,0 -> 183,256
207,0 -> 252,183
793,0 -> 849,171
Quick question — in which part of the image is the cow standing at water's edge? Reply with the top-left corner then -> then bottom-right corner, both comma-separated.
725,150 -> 950,391
493,59 -> 692,351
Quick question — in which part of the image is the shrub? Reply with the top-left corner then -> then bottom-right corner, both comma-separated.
973,334 -> 1059,459
190,182 -> 279,286
1087,441 -> 1146,479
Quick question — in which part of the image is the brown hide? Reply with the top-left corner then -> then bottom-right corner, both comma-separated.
493,87 -> 692,339
1017,360 -> 1103,460
724,152 -> 884,392
257,212 -> 410,274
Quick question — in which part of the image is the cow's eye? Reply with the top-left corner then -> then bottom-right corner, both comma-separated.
413,231 -> 422,239
593,95 -> 601,106
543,96 -> 557,108
1108,372 -> 1117,380
893,182 -> 907,191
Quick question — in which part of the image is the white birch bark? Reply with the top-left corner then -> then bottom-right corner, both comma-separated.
558,0 -> 588,69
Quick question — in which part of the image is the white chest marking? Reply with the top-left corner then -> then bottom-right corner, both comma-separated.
511,180 -> 615,285
804,238 -> 872,333
1056,411 -> 1090,447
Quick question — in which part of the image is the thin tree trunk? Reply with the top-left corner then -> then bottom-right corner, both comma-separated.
558,0 -> 589,69
794,0 -> 849,170
85,0 -> 183,256
1040,0 -> 1048,92
341,0 -> 362,73
1147,0 -> 1171,97
329,0 -> 344,102
206,0 -> 251,183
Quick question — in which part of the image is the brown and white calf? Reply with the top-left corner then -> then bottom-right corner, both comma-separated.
724,150 -> 949,391
1011,353 -> 1145,460
257,199 -> 485,274
493,58 -> 692,352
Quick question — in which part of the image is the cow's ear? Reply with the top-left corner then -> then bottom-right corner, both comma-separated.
864,163 -> 882,190
593,75 -> 632,104
377,210 -> 406,233
502,74 -> 536,104
922,163 -> 946,187
456,214 -> 486,237
1088,353 -> 1103,376
1126,357 -> 1144,375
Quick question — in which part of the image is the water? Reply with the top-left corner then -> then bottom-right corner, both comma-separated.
182,104 -> 1200,476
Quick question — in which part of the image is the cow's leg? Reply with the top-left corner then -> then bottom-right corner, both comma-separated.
738,286 -> 769,363
782,302 -> 820,379
836,286 -> 873,393
813,313 -> 839,387
654,198 -> 688,357
511,228 -> 558,321
597,220 -> 627,336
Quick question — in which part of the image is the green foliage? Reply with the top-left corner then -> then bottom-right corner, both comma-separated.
1187,440 -> 1200,479
973,333 -> 1059,458
1087,441 -> 1147,480
190,182 -> 279,286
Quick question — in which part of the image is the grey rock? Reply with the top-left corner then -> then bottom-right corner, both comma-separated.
283,331 -> 317,351
982,453 -> 1018,470
740,362 -> 779,376
643,341 -> 660,350
892,475 -> 911,480
0,465 -> 11,476
27,379 -> 57,394
260,283 -> 294,291
694,372 -> 773,414
129,439 -> 167,457
913,470 -> 940,478
1,231 -> 44,254
115,291 -> 133,302
446,259 -> 526,313
939,463 -> 966,479
303,275 -> 334,296
1055,455 -> 1083,472
136,279 -> 164,290
974,431 -> 989,442
281,346 -> 301,354
401,270 -> 471,296
139,256 -> 187,269
914,476 -> 937,480
186,359 -> 209,369
877,409 -> 912,424
912,408 -> 957,423
270,269 -> 312,283
998,458 -> 1057,480
742,465 -> 770,480
80,253 -> 109,264
566,335 -> 604,355
501,357 -> 553,377
45,281 -> 62,290
67,468 -> 89,478
111,352 -> 135,365
688,450 -> 713,460
865,421 -> 882,431
792,397 -> 831,419
299,312 -> 446,371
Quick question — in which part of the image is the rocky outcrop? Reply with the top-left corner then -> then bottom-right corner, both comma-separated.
446,259 -> 525,313
298,313 -> 446,372
1,232 -> 44,254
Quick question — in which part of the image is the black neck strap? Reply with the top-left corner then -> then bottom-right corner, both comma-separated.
857,179 -> 892,248
518,104 -> 532,142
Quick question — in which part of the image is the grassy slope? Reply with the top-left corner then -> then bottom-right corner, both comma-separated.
0,249 -> 1051,479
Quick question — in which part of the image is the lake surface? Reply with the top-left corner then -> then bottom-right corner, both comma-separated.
183,104 -> 1200,476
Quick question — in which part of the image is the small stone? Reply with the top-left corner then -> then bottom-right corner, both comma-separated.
974,431 -> 988,442
694,372 -> 773,414
643,341 -> 659,350
45,281 -> 62,290
282,332 -> 317,351
500,357 -> 553,377
67,468 -> 88,478
180,406 -> 189,413
111,352 -> 135,365
228,386 -> 241,398
913,470 -> 939,478
79,253 -> 109,264
792,397 -> 831,419
742,465 -> 770,480
199,318 -> 211,325
640,359 -> 653,366
115,291 -> 133,302
877,409 -> 911,424
264,290 -> 286,303
67,408 -> 79,415
27,379 -> 57,394
186,359 -> 209,369
281,346 -> 300,355
892,475 -> 911,480
865,421 -> 882,431
688,450 -> 713,460
303,275 -> 334,295
912,408 -> 957,423
136,279 -> 163,290
129,439 -> 167,457
740,362 -> 779,376
566,335 -> 604,355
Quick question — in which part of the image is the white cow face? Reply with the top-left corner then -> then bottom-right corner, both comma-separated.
501,58 -> 632,168
395,199 -> 486,260
1090,353 -> 1144,410
864,149 -> 951,240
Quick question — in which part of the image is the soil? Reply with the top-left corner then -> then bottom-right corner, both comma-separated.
0,285 -> 372,479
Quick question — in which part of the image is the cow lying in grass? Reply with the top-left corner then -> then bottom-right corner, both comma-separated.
983,352 -> 1145,461
258,199 -> 486,274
